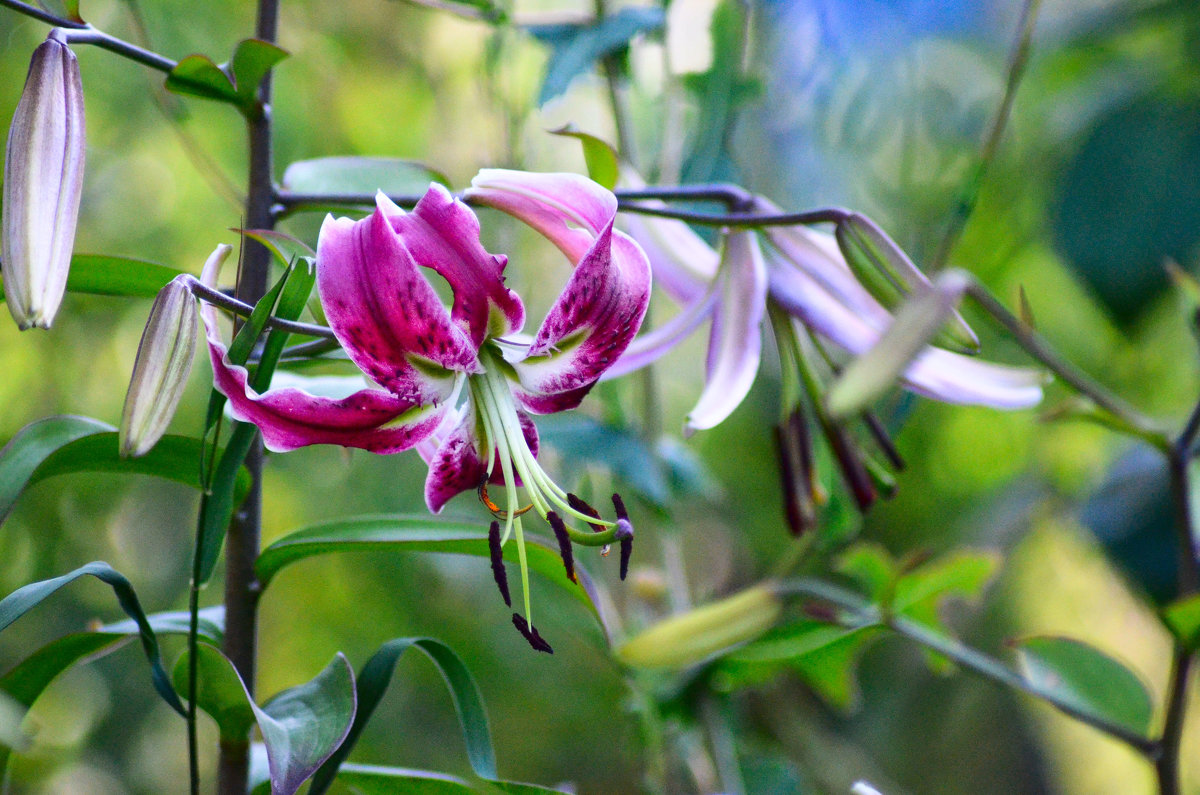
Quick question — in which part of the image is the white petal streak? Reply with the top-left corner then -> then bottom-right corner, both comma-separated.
686,231 -> 768,434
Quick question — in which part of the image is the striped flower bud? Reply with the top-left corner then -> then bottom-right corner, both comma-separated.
120,276 -> 198,457
2,32 -> 86,330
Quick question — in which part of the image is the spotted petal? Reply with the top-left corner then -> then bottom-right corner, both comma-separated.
200,247 -> 446,453
316,194 -> 481,406
467,170 -> 652,413
423,404 -> 539,513
385,184 -> 525,347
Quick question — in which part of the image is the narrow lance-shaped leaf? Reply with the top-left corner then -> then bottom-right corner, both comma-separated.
310,637 -> 568,795
549,125 -> 619,190
253,516 -> 608,637
0,255 -> 183,303
0,562 -> 185,716
0,607 -> 224,776
0,415 -> 249,525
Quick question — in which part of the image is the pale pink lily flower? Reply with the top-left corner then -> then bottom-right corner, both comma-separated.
202,171 -> 651,650
609,200 -> 1043,432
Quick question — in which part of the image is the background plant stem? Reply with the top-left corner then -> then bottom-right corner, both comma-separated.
217,0 -> 279,791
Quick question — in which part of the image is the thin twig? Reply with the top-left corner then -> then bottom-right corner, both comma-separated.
62,29 -> 176,72
775,578 -> 1161,755
964,280 -> 1164,442
183,276 -> 336,339
1,0 -> 178,71
929,0 -> 1042,272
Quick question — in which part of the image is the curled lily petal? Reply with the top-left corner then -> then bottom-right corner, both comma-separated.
424,405 -> 539,513
686,231 -> 768,434
468,169 -> 652,410
767,248 -> 1042,409
512,224 -> 651,408
201,246 -> 446,453
467,169 -> 618,263
317,194 -> 480,406
385,184 -> 525,347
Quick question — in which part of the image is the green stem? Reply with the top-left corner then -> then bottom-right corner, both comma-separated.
928,0 -> 1042,272
775,578 -> 1161,755
964,280 -> 1165,442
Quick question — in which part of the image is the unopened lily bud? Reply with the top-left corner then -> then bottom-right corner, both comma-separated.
835,214 -> 978,354
120,276 -> 199,457
616,585 -> 782,670
2,32 -> 86,330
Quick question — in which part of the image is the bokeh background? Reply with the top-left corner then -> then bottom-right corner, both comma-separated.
1,0 -> 1199,792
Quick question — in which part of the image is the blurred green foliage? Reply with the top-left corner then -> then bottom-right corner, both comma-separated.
1,0 -> 1199,793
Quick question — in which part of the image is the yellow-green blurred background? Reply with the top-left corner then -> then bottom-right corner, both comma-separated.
2,0 -> 1200,792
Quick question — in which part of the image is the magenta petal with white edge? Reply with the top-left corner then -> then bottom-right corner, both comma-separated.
387,185 -> 525,347
424,405 -> 540,512
686,231 -> 768,434
201,297 -> 445,454
466,169 -> 619,263
317,196 -> 479,405
514,224 -> 651,404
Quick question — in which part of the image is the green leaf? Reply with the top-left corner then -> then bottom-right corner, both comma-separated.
892,550 -> 1000,619
723,620 -> 883,710
310,638 -> 493,793
548,125 -> 619,190
177,647 -> 356,795
0,562 -> 185,716
197,265 -> 303,584
282,157 -> 449,198
1015,636 -> 1153,737
165,54 -> 239,104
1162,593 -> 1200,650
104,605 -> 226,645
334,764 -> 473,794
0,633 -> 122,774
258,653 -> 357,795
0,255 -> 183,303
229,39 -> 289,102
311,637 -> 567,794
0,417 -> 249,526
0,415 -> 110,524
172,643 -> 256,742
527,8 -> 665,105
34,0 -> 81,22
834,543 -> 897,602
254,516 -> 608,632
0,605 -> 224,773
239,230 -> 316,269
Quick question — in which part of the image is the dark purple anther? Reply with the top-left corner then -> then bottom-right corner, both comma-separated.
488,521 -> 511,607
547,511 -> 576,583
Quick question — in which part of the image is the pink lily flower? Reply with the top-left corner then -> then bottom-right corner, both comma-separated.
202,171 -> 650,651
